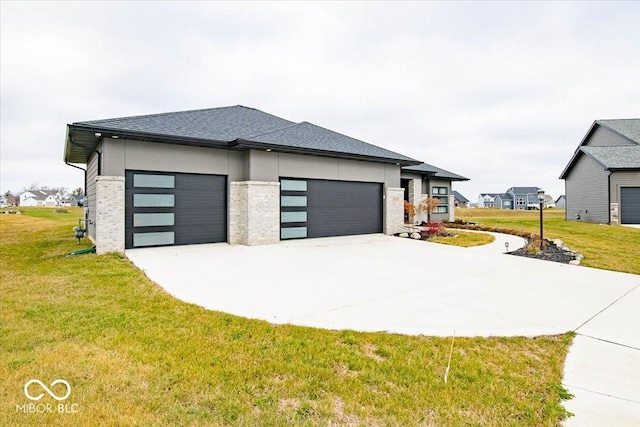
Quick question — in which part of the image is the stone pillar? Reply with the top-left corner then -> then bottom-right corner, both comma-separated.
610,203 -> 619,225
95,176 -> 125,254
229,181 -> 280,246
408,178 -> 422,207
384,187 -> 405,235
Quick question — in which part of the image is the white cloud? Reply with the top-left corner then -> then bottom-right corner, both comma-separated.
1,1 -> 639,200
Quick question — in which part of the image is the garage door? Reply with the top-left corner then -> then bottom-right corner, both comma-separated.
620,187 -> 640,224
125,171 -> 226,249
280,178 -> 382,240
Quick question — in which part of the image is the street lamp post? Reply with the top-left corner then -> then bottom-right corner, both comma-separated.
537,189 -> 545,248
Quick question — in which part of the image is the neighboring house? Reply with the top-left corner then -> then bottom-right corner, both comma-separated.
477,193 -> 497,208
555,195 -> 566,209
506,187 -> 541,210
70,194 -> 85,207
452,190 -> 470,208
401,163 -> 469,223
560,119 -> 640,224
544,194 -> 556,209
64,105 -> 441,254
19,190 -> 62,207
493,193 -> 513,209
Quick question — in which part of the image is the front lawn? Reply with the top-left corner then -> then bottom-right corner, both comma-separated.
1,208 -> 573,426
456,208 -> 640,275
429,230 -> 496,247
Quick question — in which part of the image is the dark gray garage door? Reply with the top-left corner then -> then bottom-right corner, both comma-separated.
125,171 -> 226,249
620,187 -> 640,224
280,178 -> 382,240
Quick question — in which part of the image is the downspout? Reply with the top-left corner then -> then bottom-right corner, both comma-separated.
608,171 -> 612,224
65,160 -> 89,232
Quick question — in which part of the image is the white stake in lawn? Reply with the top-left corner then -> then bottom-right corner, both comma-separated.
444,331 -> 455,384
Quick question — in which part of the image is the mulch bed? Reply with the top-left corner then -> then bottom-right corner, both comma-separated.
508,240 -> 577,264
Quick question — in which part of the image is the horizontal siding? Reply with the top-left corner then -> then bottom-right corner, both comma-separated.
610,171 -> 640,203
565,154 -> 609,223
86,151 -> 99,240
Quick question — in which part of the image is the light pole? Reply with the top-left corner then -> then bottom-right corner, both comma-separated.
537,189 -> 545,248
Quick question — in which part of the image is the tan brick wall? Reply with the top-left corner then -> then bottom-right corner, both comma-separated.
95,176 -> 125,254
229,181 -> 280,246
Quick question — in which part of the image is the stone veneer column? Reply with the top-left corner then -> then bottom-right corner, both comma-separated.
229,181 -> 280,246
95,176 -> 125,254
384,187 -> 405,235
409,178 -> 422,207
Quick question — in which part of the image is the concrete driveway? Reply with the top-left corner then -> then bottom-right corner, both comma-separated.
126,233 -> 639,426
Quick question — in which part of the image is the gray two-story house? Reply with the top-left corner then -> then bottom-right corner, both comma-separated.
560,119 -> 640,224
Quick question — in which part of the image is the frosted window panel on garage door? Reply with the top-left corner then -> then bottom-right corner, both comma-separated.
281,227 -> 307,239
133,213 -> 175,227
134,194 -> 175,207
133,174 -> 175,188
281,196 -> 307,207
133,232 -> 175,247
281,179 -> 307,192
281,211 -> 307,223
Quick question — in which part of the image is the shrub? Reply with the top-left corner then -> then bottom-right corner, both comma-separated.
423,222 -> 445,237
404,201 -> 416,222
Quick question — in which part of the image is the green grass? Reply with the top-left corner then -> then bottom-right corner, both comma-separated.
1,208 -> 574,426
456,208 -> 640,275
429,230 -> 496,248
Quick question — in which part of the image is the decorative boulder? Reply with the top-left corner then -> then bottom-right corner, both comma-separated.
410,232 -> 421,240
399,233 -> 409,238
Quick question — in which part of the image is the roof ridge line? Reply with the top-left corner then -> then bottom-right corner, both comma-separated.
74,105 -> 244,125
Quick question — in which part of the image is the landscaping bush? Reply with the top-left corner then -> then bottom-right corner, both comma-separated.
422,221 -> 446,237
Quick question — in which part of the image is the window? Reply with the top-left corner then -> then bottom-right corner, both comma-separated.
432,187 -> 448,195
516,197 -> 526,205
431,187 -> 449,214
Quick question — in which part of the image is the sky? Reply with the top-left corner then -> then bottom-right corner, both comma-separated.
1,1 -> 639,202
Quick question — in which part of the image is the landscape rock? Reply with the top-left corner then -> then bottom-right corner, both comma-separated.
399,233 -> 409,238
410,232 -> 421,240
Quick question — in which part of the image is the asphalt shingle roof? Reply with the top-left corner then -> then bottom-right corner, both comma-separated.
401,163 -> 469,181
69,105 -> 418,164
596,119 -> 640,144
581,146 -> 640,169
452,190 -> 469,203
246,121 -> 417,162
509,187 -> 540,194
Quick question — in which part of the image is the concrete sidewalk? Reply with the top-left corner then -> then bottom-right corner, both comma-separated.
126,233 -> 639,426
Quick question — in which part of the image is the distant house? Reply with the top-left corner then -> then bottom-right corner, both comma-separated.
1,193 -> 17,208
478,187 -> 543,209
560,119 -> 640,224
477,193 -> 497,208
19,190 -> 62,207
70,194 -> 85,207
544,194 -> 556,209
452,191 -> 470,208
555,195 -> 566,209
506,187 -> 541,210
493,193 -> 513,209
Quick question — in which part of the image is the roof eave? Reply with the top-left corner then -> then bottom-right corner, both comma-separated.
64,124 -> 233,164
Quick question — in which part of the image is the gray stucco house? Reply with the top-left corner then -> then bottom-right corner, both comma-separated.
64,105 -> 467,253
401,163 -> 469,223
560,119 -> 640,224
